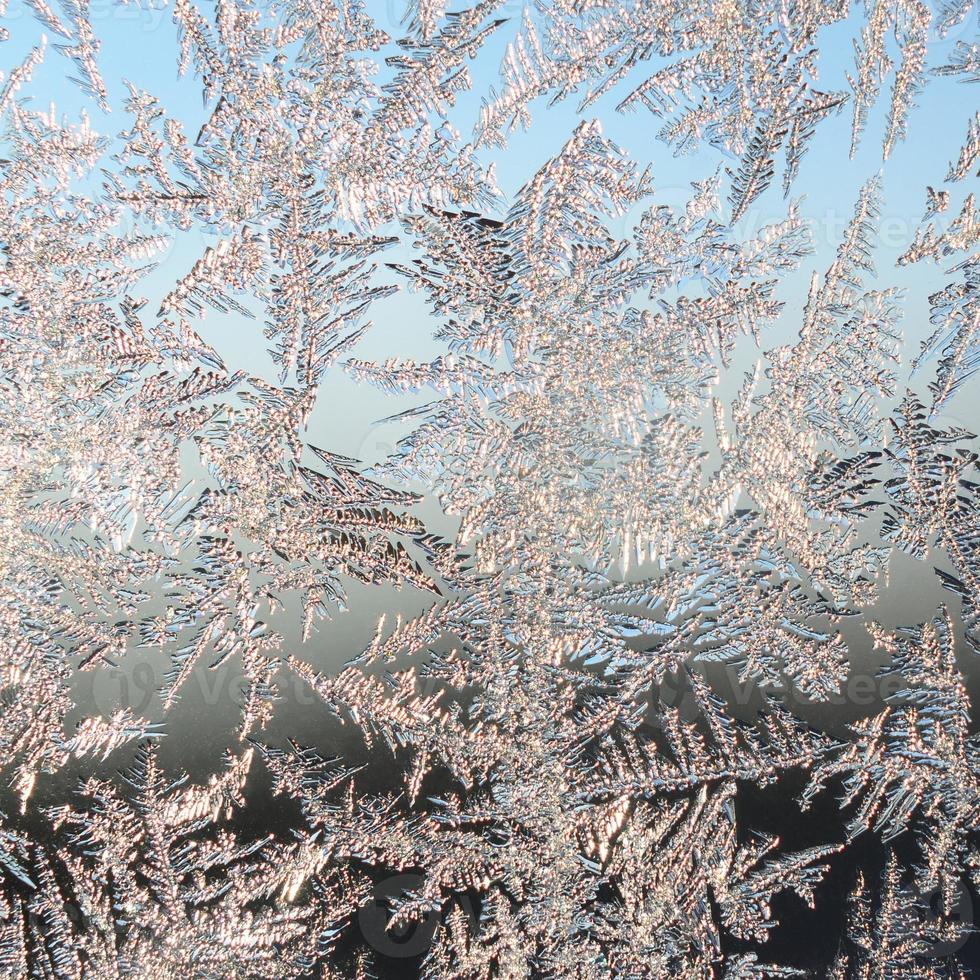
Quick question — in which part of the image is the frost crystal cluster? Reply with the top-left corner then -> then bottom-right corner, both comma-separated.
0,0 -> 979,975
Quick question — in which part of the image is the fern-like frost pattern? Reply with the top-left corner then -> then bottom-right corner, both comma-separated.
0,0 -> 979,975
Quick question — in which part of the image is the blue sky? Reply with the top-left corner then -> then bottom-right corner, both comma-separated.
3,0 -> 978,448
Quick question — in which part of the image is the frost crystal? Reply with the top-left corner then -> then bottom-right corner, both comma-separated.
1,0 -> 979,975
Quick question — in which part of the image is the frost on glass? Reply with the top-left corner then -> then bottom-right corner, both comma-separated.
0,0 -> 978,976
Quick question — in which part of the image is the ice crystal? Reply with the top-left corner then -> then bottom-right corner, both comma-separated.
0,0 -> 979,976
